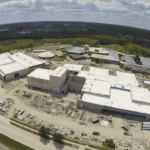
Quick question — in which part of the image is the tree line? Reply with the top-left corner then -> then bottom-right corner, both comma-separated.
0,37 -> 150,58
0,38 -> 98,54
119,44 -> 150,57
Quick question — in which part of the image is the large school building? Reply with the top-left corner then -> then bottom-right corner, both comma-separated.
27,64 -> 150,121
0,52 -> 45,82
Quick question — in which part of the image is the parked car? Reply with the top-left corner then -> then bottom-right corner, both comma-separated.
93,131 -> 100,135
81,132 -> 87,136
92,118 -> 99,124
129,122 -> 136,127
121,125 -> 129,131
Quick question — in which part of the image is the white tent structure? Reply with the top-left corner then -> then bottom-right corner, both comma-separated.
38,52 -> 55,59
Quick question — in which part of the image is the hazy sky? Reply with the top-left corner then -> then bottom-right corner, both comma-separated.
0,0 -> 150,30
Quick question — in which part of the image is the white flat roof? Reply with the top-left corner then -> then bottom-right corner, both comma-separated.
78,68 -> 109,80
33,50 -> 46,52
0,57 -> 14,66
96,75 -> 139,87
82,80 -> 110,96
39,52 -> 55,58
89,67 -> 109,76
78,68 -> 139,87
91,54 -> 115,60
0,62 -> 27,75
63,64 -> 83,72
110,88 -> 132,105
82,91 -> 150,114
27,68 -> 54,80
89,47 -> 109,54
0,71 -> 4,76
12,52 -> 44,68
52,67 -> 67,77
0,53 -> 14,66
78,71 -> 96,80
0,53 -> 11,59
131,87 -> 150,104
144,81 -> 150,85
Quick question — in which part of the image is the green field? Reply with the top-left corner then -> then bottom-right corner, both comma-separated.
97,44 -> 123,51
33,44 -> 73,51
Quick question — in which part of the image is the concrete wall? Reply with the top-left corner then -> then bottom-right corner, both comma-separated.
0,73 -> 2,80
103,106 -> 148,117
91,58 -> 119,65
49,76 -> 61,93
5,68 -> 29,81
133,101 -> 150,106
27,76 -> 50,90
27,69 -> 68,93
61,84 -> 68,94
145,114 -> 150,121
50,69 -> 67,93
72,76 -> 86,84
77,100 -> 103,113
77,100 -> 149,119
68,82 -> 84,92
61,76 -> 85,94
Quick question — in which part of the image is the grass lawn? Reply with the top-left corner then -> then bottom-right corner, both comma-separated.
50,56 -> 66,61
10,121 -> 40,136
10,119 -> 39,131
63,141 -> 79,149
97,44 -> 123,51
0,132 -> 34,150
33,44 -> 73,51
66,59 -> 70,61
88,144 -> 100,149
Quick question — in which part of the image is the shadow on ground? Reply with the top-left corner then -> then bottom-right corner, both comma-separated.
53,142 -> 64,150
40,137 -> 50,145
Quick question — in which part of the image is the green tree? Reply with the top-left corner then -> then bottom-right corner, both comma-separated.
124,67 -> 131,71
99,58 -> 104,64
50,88 -> 53,92
134,54 -> 142,65
95,58 -> 99,63
63,54 -> 67,59
100,146 -> 111,150
39,126 -> 49,139
119,64 -> 124,69
143,71 -> 148,75
53,133 -> 64,144
132,70 -> 136,73
87,51 -> 94,55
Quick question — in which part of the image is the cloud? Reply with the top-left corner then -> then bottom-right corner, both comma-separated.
0,0 -> 150,30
